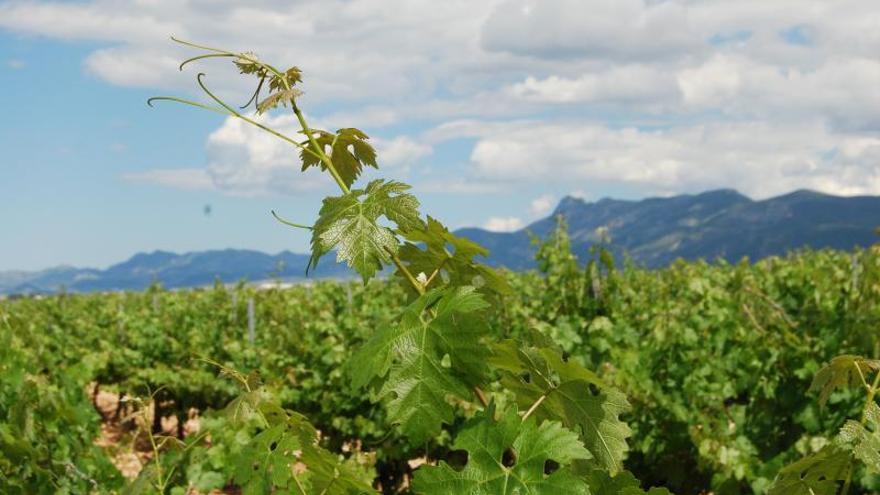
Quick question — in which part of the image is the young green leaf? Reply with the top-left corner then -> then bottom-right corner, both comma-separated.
809,355 -> 880,407
300,128 -> 378,189
584,469 -> 674,495
309,180 -> 420,282
349,287 -> 490,444
397,216 -> 510,299
766,446 -> 850,495
234,52 -> 269,77
299,445 -> 376,494
257,87 -> 304,114
490,339 -> 632,474
412,406 -> 592,494
838,401 -> 880,473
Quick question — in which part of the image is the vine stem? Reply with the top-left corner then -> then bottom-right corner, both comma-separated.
522,393 -> 548,422
385,247 -> 425,295
473,386 -> 489,408
840,368 -> 880,495
290,100 -> 349,194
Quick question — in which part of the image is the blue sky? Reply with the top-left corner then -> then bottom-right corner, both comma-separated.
2,0 -> 879,271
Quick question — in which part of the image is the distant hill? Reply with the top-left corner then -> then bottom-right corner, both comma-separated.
2,189 -> 878,295
460,189 -> 880,269
0,250 -> 352,295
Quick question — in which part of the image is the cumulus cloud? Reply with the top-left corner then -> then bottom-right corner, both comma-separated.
454,119 -> 880,199
373,136 -> 432,170
123,113 -> 428,196
508,65 -> 679,105
3,0 -> 880,200
481,0 -> 701,60
677,54 -> 880,130
483,216 -> 524,232
530,194 -> 554,216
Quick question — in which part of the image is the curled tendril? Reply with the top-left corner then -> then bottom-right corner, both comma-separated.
179,53 -> 234,71
271,210 -> 313,230
240,76 -> 266,110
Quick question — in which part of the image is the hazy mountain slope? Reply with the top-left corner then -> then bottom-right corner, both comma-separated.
459,189 -> 880,269
3,189 -> 878,295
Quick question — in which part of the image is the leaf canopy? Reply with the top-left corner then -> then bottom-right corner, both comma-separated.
809,355 -> 880,406
490,339 -> 632,474
838,401 -> 880,473
584,469 -> 674,495
349,287 -> 491,443
412,407 -> 592,494
309,180 -> 421,282
397,216 -> 510,300
766,446 -> 850,495
300,128 -> 378,189
229,390 -> 373,495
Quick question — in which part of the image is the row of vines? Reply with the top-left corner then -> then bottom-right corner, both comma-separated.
2,225 -> 880,493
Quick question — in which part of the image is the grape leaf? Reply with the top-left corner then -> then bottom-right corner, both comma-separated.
309,180 -> 420,282
269,66 -> 303,92
257,87 -> 304,114
584,468 -> 674,495
229,395 -> 373,494
766,446 -> 850,495
397,216 -> 510,299
299,446 -> 376,494
300,128 -> 378,189
349,287 -> 490,444
234,52 -> 269,77
838,401 -> 880,473
490,339 -> 632,474
412,406 -> 592,494
810,355 -> 880,407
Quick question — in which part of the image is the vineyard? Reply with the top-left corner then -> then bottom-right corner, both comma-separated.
2,224 -> 880,493
4,41 -> 880,495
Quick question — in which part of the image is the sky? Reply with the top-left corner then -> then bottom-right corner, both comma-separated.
1,0 -> 879,271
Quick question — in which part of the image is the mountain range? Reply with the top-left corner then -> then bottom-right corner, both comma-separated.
2,189 -> 878,295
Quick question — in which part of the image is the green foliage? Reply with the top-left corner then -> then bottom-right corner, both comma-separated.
809,355 -> 880,407
351,287 -> 490,443
766,446 -> 850,495
0,331 -> 122,494
838,402 -> 880,473
412,406 -> 592,494
397,216 -> 510,299
490,338 -> 632,473
229,390 -> 373,495
584,469 -> 673,495
309,180 -> 421,282
300,128 -> 379,189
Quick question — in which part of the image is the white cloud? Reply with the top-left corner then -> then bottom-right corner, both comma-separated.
6,58 -> 24,69
4,0 -> 880,200
454,119 -> 880,199
677,54 -> 880,130
529,194 -> 554,216
414,179 -> 502,195
85,47 -> 185,89
483,216 -> 524,232
202,115 -> 330,196
124,112 -> 429,196
374,136 -> 432,170
508,65 -> 678,105
0,1 -> 179,42
481,0 -> 701,61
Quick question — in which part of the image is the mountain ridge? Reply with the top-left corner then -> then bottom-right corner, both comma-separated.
3,188 -> 878,295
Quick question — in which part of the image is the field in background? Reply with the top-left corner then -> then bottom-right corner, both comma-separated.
3,226 -> 880,494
